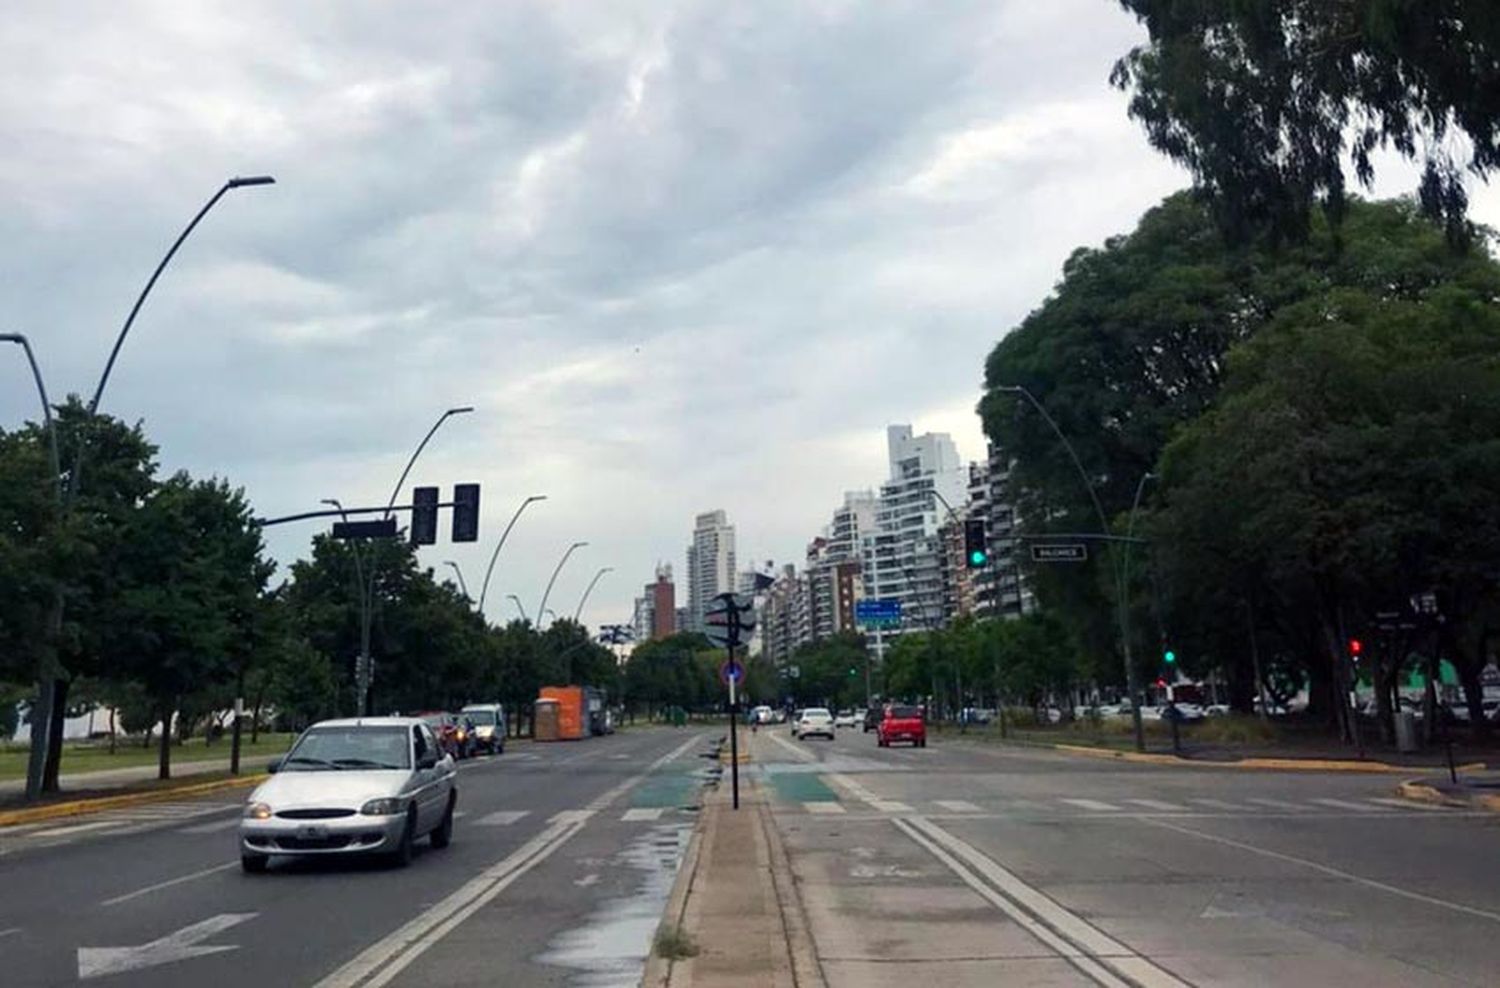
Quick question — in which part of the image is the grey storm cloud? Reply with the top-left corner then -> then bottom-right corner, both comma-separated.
1,0 -> 1200,626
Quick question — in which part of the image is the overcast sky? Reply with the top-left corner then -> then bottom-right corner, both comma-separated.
3,1 -> 1496,631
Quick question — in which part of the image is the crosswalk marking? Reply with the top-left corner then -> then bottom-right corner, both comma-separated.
549,809 -> 594,825
32,820 -> 124,838
1126,799 -> 1187,812
1246,797 -> 1307,811
178,818 -> 243,835
871,800 -> 914,813
804,802 -> 846,815
1311,798 -> 1390,812
622,808 -> 666,822
1367,797 -> 1447,811
1191,798 -> 1250,811
934,800 -> 983,813
476,810 -> 529,826
1059,798 -> 1120,812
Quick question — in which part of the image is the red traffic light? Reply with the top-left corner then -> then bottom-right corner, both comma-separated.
1349,638 -> 1363,656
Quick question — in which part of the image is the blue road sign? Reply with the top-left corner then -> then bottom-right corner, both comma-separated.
855,598 -> 902,629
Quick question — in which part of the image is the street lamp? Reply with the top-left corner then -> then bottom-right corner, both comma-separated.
574,567 -> 614,622
444,560 -> 471,600
997,383 -> 1146,752
506,595 -> 531,624
537,542 -> 587,628
0,334 -> 61,503
478,494 -> 547,616
384,406 -> 474,517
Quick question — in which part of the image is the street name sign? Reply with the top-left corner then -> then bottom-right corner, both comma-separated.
1031,543 -> 1088,563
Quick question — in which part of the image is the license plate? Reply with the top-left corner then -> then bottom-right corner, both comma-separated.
297,825 -> 328,840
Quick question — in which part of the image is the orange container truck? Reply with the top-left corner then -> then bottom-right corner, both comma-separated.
537,686 -> 586,741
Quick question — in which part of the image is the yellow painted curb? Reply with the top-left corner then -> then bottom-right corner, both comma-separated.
1051,743 -> 1485,775
0,773 -> 266,828
1396,779 -> 1500,812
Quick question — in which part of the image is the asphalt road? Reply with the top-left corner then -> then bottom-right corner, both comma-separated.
0,726 -> 712,988
754,724 -> 1500,987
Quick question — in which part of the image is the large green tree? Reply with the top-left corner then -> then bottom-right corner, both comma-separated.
1112,0 -> 1500,245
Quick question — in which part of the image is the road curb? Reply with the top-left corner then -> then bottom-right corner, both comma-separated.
1049,742 -> 1484,774
756,777 -> 827,987
0,772 -> 265,828
1396,779 -> 1500,812
642,799 -> 707,987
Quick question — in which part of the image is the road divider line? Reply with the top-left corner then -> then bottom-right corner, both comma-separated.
896,816 -> 1191,988
314,731 -> 706,988
1059,798 -> 1120,812
474,810 -> 528,827
101,861 -> 240,907
32,820 -> 126,838
1140,816 -> 1500,924
934,799 -> 982,813
0,927 -> 20,939
1126,799 -> 1187,812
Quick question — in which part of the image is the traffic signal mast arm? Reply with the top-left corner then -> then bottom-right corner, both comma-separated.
254,501 -> 460,528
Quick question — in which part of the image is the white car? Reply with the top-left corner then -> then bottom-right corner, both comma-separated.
833,711 -> 860,729
795,708 -> 836,740
240,717 -> 457,873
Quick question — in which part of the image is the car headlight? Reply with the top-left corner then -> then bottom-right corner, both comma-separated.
244,802 -> 273,820
455,729 -> 467,741
360,797 -> 407,816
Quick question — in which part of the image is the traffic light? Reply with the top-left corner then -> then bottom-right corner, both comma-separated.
1349,638 -> 1362,663
964,517 -> 988,568
452,483 -> 481,543
410,486 -> 439,545
1164,649 -> 1177,665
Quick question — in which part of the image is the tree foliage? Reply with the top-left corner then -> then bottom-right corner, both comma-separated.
1111,1 -> 1500,246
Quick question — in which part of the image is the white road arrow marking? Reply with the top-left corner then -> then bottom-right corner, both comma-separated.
573,873 -> 600,888
78,912 -> 257,980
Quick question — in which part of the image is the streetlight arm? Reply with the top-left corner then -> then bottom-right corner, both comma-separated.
444,561 -> 470,600
537,542 -> 587,626
574,567 -> 613,622
383,406 -> 474,518
998,385 -> 1112,538
506,595 -> 530,624
1,334 -> 61,503
478,494 -> 546,614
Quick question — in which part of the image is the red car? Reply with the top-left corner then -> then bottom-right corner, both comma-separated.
877,704 -> 927,748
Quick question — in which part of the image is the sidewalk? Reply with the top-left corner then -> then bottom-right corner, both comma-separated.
0,751 -> 275,799
646,731 -> 823,988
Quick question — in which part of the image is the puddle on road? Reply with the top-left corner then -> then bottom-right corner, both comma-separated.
536,822 -> 691,987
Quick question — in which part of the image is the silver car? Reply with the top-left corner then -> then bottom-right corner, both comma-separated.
240,717 -> 458,873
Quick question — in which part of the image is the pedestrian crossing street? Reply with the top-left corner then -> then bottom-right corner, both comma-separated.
780,793 -> 1465,818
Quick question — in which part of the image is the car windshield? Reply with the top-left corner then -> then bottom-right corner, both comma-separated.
464,710 -> 497,725
283,727 -> 410,771
420,714 -> 449,728
888,706 -> 920,719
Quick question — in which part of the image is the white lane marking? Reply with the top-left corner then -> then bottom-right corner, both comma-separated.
1246,797 -> 1307,811
804,802 -> 846,815
314,732 -> 706,988
934,800 -> 983,813
873,800 -> 914,813
897,817 -> 1189,988
765,730 -> 818,763
475,810 -> 528,827
1311,798 -> 1389,812
452,811 -> 467,819
549,810 -> 593,825
1190,798 -> 1249,811
1060,799 -> 1120,812
1125,799 -> 1188,812
1367,797 -> 1448,811
1142,817 -> 1500,925
621,808 -> 666,822
178,818 -> 242,835
573,873 -> 600,888
826,772 -> 911,814
101,862 -> 240,907
0,927 -> 20,939
32,820 -> 126,838
78,912 -> 256,980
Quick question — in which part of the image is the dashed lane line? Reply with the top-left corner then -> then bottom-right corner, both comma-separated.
934,800 -> 983,813
1125,799 -> 1188,812
100,861 -> 240,907
1310,798 -> 1390,812
1059,799 -> 1120,812
475,810 -> 528,827
31,821 -> 125,839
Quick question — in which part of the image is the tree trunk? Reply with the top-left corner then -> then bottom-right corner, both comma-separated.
108,706 -> 117,755
24,678 -> 53,802
42,676 -> 70,792
158,703 -> 174,780
251,695 -> 264,744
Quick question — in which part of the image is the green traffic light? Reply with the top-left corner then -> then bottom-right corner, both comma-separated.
1164,650 -> 1176,664
969,550 -> 987,566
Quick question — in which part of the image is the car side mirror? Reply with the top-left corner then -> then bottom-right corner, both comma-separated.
417,751 -> 439,770
267,756 -> 282,774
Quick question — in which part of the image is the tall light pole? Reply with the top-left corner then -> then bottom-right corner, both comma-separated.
538,542 -> 587,628
574,567 -> 613,622
444,560 -> 471,600
506,595 -> 531,624
384,407 -> 474,518
478,494 -> 546,616
2,333 -> 63,803
997,383 -> 1146,752
322,497 -> 374,718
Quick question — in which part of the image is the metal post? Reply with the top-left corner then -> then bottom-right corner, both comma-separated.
478,495 -> 546,616
729,644 -> 740,811
506,595 -> 530,624
444,560 -> 470,600
574,567 -> 613,622
538,542 -> 588,627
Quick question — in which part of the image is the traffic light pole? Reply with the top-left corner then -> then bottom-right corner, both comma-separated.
728,644 -> 739,811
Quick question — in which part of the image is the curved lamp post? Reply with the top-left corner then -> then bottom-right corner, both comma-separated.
384,406 -> 474,517
506,595 -> 531,624
996,383 -> 1146,752
0,334 -> 60,502
537,542 -> 587,627
574,567 -> 613,623
478,494 -> 547,616
444,560 -> 471,600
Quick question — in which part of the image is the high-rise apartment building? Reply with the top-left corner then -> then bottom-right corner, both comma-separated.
650,564 -> 676,640
685,510 -> 736,633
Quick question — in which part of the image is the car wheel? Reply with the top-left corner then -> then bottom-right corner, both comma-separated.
918,738 -> 927,748
241,852 -> 268,874
430,794 -> 455,849
390,810 -> 417,868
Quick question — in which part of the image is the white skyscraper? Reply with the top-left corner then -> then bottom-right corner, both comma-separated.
686,509 -> 736,633
864,425 -> 968,660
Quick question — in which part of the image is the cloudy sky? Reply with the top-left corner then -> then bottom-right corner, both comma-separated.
3,1 -> 1495,630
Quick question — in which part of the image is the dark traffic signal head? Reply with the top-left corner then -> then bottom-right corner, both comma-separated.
452,483 -> 480,543
963,517 -> 988,568
410,486 -> 439,545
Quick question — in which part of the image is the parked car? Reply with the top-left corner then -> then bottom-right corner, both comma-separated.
794,708 -> 835,740
789,709 -> 804,734
460,704 -> 506,755
863,707 -> 882,732
834,710 -> 860,729
877,704 -> 926,747
1171,702 -> 1206,723
240,717 -> 458,873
